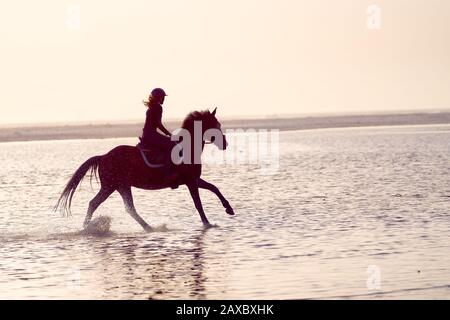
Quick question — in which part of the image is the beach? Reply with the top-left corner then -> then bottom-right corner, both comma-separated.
0,123 -> 449,299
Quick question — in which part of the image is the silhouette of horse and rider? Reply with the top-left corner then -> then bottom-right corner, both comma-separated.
54,88 -> 235,231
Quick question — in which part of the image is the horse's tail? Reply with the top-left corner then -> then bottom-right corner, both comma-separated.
54,155 -> 102,217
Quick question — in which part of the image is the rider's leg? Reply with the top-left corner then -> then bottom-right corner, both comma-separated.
144,132 -> 179,184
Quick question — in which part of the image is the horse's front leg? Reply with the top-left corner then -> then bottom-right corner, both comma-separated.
197,178 -> 234,216
187,180 -> 212,227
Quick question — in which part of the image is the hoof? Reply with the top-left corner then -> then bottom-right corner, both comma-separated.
203,222 -> 213,228
143,225 -> 153,232
203,222 -> 218,229
226,207 -> 235,216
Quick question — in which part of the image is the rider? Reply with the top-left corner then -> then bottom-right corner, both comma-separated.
140,88 -> 178,185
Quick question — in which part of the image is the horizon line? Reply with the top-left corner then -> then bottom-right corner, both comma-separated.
0,107 -> 449,128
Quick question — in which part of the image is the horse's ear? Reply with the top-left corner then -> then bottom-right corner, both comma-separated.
211,107 -> 217,116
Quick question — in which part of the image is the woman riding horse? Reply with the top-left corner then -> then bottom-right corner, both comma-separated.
54,101 -> 235,231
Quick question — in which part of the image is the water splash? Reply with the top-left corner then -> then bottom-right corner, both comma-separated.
151,224 -> 170,232
82,215 -> 112,236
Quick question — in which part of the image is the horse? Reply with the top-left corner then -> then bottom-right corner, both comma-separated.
54,108 -> 235,231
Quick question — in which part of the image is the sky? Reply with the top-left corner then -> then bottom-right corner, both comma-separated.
0,0 -> 449,125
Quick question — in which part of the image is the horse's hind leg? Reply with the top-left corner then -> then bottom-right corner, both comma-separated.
83,187 -> 114,228
117,187 -> 152,232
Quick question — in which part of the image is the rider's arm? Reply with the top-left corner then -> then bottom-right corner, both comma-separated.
158,122 -> 171,137
152,105 -> 171,136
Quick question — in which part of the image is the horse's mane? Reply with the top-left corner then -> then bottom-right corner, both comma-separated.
181,110 -> 213,131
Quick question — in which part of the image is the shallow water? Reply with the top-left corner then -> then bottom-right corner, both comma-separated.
0,124 -> 449,299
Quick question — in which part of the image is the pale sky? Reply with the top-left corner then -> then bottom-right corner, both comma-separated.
0,0 -> 449,125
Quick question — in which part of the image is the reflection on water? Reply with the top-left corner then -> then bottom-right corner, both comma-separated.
0,124 -> 449,299
0,228 -> 225,299
85,228 -> 211,299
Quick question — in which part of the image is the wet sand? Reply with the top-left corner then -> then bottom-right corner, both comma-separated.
0,111 -> 449,143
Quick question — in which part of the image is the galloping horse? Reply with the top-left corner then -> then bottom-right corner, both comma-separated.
54,108 -> 235,231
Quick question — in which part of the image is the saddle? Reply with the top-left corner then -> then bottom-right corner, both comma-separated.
136,139 -> 181,189
136,141 -> 166,168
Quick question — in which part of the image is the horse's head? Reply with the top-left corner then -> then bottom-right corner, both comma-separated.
204,107 -> 227,150
182,108 -> 228,150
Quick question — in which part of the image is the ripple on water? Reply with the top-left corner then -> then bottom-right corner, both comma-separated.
0,126 -> 449,298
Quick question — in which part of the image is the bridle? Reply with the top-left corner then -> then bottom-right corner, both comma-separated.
204,134 -> 226,145
203,121 -> 226,145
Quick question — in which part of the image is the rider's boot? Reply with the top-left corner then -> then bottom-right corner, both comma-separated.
165,172 -> 179,189
163,161 -> 179,189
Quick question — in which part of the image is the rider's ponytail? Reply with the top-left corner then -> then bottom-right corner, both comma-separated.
143,94 -> 156,108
